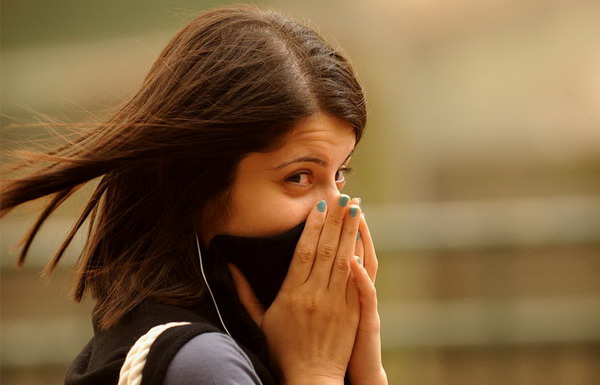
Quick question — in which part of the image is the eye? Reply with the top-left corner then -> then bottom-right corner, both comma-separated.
285,171 -> 311,186
335,166 -> 352,183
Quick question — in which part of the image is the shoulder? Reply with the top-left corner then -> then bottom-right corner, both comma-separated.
163,332 -> 263,385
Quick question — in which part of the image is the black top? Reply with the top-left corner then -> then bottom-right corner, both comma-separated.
64,300 -> 277,385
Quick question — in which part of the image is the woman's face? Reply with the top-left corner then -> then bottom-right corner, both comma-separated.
205,112 -> 356,242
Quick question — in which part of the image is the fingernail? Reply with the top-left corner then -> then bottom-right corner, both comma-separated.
349,204 -> 360,218
317,200 -> 327,213
361,212 -> 365,219
357,197 -> 362,206
353,255 -> 363,265
338,194 -> 350,207
356,232 -> 361,241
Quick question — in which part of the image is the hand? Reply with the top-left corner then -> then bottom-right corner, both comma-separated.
347,213 -> 388,385
229,195 -> 363,385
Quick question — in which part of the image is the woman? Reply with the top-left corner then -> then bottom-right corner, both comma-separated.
1,6 -> 387,385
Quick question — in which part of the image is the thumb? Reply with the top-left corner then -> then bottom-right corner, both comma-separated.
228,263 -> 266,326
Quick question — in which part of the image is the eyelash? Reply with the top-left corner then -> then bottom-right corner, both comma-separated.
336,166 -> 353,183
285,166 -> 353,186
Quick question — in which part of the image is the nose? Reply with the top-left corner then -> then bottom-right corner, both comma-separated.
321,183 -> 342,204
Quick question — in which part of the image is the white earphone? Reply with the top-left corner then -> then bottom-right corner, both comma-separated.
195,233 -> 232,337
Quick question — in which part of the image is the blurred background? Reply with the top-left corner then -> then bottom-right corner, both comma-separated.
2,0 -> 600,384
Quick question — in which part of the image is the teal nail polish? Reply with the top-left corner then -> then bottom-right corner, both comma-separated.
338,194 -> 350,207
317,200 -> 327,212
357,197 -> 362,206
356,232 -> 361,241
349,205 -> 359,218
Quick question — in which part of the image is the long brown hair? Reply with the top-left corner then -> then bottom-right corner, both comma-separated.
0,5 -> 366,330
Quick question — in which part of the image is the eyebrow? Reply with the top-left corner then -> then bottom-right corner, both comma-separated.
272,151 -> 354,170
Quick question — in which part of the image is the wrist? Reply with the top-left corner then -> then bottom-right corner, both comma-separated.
280,361 -> 347,385
350,367 -> 388,385
284,374 -> 344,385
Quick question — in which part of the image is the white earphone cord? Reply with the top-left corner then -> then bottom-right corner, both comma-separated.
195,233 -> 232,337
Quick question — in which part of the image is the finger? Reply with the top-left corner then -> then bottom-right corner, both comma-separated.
308,194 -> 351,286
345,257 -> 361,307
355,231 -> 365,264
283,199 -> 327,289
228,263 -> 265,325
349,257 -> 379,331
351,198 -> 365,263
329,204 -> 361,291
359,214 -> 378,283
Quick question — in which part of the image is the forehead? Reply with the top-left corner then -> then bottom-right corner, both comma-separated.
272,113 -> 356,157
237,113 -> 356,174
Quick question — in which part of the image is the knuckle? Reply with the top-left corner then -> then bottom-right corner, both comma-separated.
334,258 -> 350,274
308,219 -> 323,231
328,214 -> 344,226
374,313 -> 382,327
367,284 -> 377,298
294,246 -> 313,265
348,276 -> 359,289
369,317 -> 382,332
368,257 -> 379,272
343,226 -> 356,239
302,294 -> 320,314
318,244 -> 337,260
304,222 -> 321,237
283,291 -> 304,310
277,288 -> 294,303
287,291 -> 322,315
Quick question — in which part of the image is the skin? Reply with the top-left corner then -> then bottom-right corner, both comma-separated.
203,112 -> 356,241
204,112 -> 387,385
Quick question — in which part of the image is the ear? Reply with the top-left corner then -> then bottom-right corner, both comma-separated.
228,263 -> 266,326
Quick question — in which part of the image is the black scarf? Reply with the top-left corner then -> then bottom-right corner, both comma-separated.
206,221 -> 305,308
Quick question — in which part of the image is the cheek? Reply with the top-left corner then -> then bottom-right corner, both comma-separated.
227,191 -> 313,237
261,199 -> 312,235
